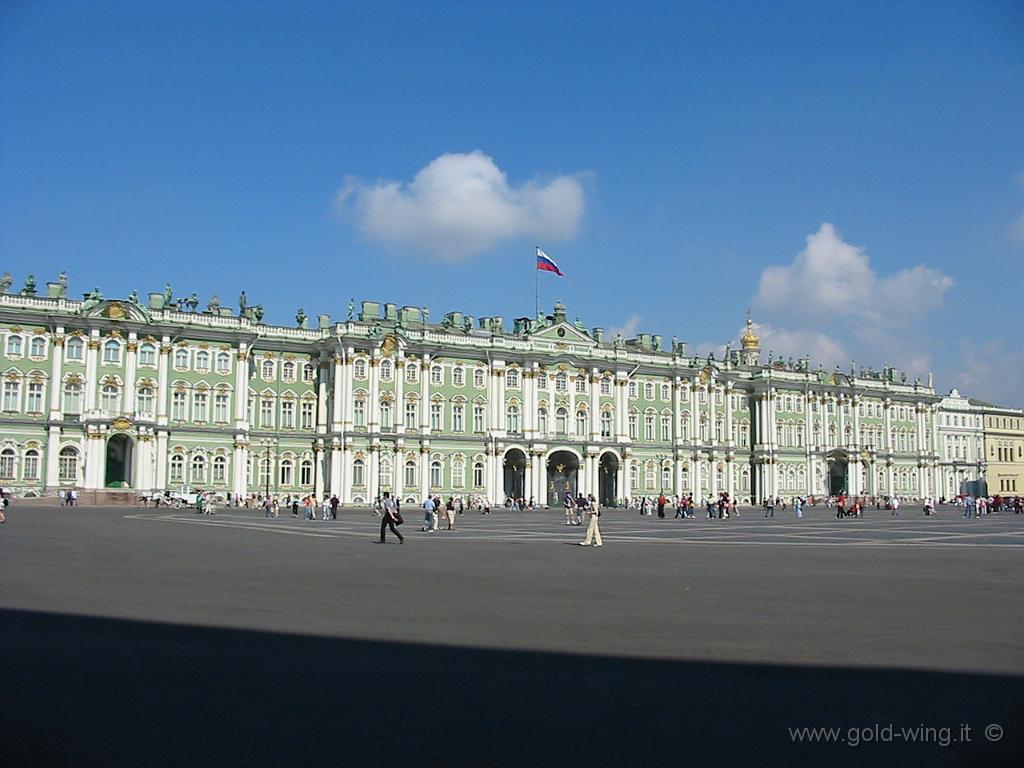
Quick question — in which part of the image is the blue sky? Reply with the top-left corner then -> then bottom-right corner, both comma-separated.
2,0 -> 1023,405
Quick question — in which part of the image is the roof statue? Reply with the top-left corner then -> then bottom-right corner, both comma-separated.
0,272 -> 10,293
740,310 -> 759,350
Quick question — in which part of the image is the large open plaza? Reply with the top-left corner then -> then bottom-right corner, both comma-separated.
2,504 -> 1021,766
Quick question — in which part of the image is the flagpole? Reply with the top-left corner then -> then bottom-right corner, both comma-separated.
534,245 -> 540,319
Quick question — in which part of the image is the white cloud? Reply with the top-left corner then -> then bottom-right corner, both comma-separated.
751,322 -> 848,368
953,339 -> 1024,408
609,313 -> 642,340
335,151 -> 586,260
754,223 -> 953,326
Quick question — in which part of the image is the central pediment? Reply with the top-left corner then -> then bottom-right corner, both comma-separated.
530,322 -> 595,346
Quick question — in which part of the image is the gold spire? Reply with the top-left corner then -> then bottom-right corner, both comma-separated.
741,310 -> 759,350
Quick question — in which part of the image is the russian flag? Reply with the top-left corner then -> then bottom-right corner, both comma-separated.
536,247 -> 564,277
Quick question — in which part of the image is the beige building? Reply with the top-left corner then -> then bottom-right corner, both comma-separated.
974,400 -> 1024,496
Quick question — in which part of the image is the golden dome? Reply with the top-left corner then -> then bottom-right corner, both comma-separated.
741,315 -> 759,350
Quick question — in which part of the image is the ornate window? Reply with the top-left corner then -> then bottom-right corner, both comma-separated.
379,400 -> 392,429
600,410 -> 612,438
191,455 -> 207,483
575,376 -> 587,394
661,384 -> 670,401
300,459 -> 313,486
301,401 -> 314,429
100,384 -> 119,413
473,461 -> 485,488
404,460 -> 417,488
406,363 -> 418,384
193,391 -> 208,422
139,344 -> 157,366
406,400 -> 418,429
213,456 -> 227,483
628,412 -> 638,440
430,402 -> 442,431
281,400 -> 295,429
555,372 -> 567,392
6,335 -> 22,356
26,381 -> 43,413
472,404 -> 485,433
506,404 -> 520,433
279,458 -> 294,486
473,368 -> 485,388
452,402 -> 465,432
216,352 -> 230,374
66,336 -> 84,360
661,415 -> 671,442
628,381 -> 637,399
215,392 -> 230,423
259,457 -> 272,488
170,453 -> 185,483
537,373 -> 547,389
506,369 -> 520,388
556,407 -> 568,435
352,459 -> 365,487
138,387 -> 155,417
430,460 -> 442,488
176,349 -> 191,369
30,337 -> 46,357
452,366 -> 464,387
538,406 -> 548,435
195,351 -> 211,372
303,363 -> 315,382
380,360 -> 393,382
452,459 -> 465,489
64,382 -> 82,414
261,397 -> 275,428
282,361 -> 296,382
430,365 -> 443,385
353,398 -> 366,427
644,383 -> 654,400
0,448 -> 15,480
103,340 -> 121,364
353,359 -> 367,379
576,409 -> 587,435
23,448 -> 40,481
644,413 -> 654,441
600,376 -> 612,395
59,446 -> 79,482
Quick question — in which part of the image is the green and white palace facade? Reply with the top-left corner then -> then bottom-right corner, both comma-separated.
0,280 -> 1013,504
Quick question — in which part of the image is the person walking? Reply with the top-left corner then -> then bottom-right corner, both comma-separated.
657,493 -> 667,518
445,497 -> 456,531
330,494 -> 339,520
377,492 -> 404,544
794,496 -> 803,518
891,495 -> 900,518
422,496 -> 435,532
764,497 -> 775,519
579,493 -> 603,547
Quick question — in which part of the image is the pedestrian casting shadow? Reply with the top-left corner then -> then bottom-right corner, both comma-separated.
1,609 -> 1020,768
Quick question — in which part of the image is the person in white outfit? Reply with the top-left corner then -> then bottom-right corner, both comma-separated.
580,494 -> 603,547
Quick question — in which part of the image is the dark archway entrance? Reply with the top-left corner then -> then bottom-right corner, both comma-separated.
546,450 -> 579,507
105,433 -> 133,488
503,448 -> 527,501
599,452 -> 619,507
827,452 -> 848,496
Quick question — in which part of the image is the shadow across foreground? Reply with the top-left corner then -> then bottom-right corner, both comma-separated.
1,609 -> 1020,767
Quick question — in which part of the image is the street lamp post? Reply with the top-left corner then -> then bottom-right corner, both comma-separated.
260,437 -> 273,501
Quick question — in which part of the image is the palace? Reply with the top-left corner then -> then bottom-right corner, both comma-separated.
1,274 -> 1021,504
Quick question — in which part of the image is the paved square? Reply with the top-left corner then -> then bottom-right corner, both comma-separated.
2,505 -> 1021,767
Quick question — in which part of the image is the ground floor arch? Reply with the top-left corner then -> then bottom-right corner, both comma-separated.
599,451 -> 619,507
105,433 -> 133,488
546,449 -> 580,506
503,447 -> 527,500
826,451 -> 848,496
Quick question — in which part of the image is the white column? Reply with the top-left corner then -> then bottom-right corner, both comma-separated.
316,357 -> 329,433
392,446 -> 403,498
725,383 -> 734,447
235,344 -> 250,428
85,433 -> 104,489
692,454 -> 702,499
49,332 -> 64,418
492,363 -> 506,437
124,334 -> 138,414
343,349 -> 355,430
690,383 -> 699,445
368,358 -> 380,432
232,442 -> 247,498
419,354 -> 430,434
155,431 -> 168,489
590,370 -> 600,441
84,333 -> 100,411
368,445 -> 379,502
883,400 -> 893,454
314,445 -> 326,499
531,450 -> 543,504
45,425 -> 61,488
418,447 -> 429,499
331,352 -> 344,431
616,378 -> 627,440
395,355 -> 405,431
157,340 -> 171,426
727,458 -> 735,499
524,367 -> 536,438
341,444 -> 352,501
708,455 -> 717,498
329,442 -> 342,496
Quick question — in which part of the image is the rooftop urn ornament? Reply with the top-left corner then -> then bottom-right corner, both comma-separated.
0,272 -> 11,293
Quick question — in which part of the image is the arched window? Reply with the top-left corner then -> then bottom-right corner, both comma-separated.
661,465 -> 672,490
30,337 -> 46,357
644,412 -> 655,441
452,402 -> 465,432
473,461 -> 485,488
506,404 -> 521,433
576,409 -> 588,435
661,415 -> 671,442
404,460 -> 417,488
100,384 -> 119,413
555,407 -> 568,435
195,351 -> 211,371
380,360 -> 392,382
303,363 -> 315,382
259,457 -> 272,488
139,343 -> 157,366
59,446 -> 79,482
279,458 -> 294,486
352,459 -> 365,487
64,381 -> 82,414
137,386 -> 155,417
452,366 -> 464,386
644,382 -> 654,400
0,448 -> 15,480
212,456 -> 227,483
600,376 -> 612,395
6,335 -> 22,355
430,365 -> 443,385
575,376 -> 586,394
301,459 -> 313,486
628,412 -> 638,440
356,360 -> 369,380
176,349 -> 191,369
379,455 -> 392,489
430,460 -> 442,488
216,352 -> 231,374
538,407 -> 548,434
406,363 -> 419,384
600,410 -> 612,438
629,463 -> 638,490
506,369 -> 520,388
23,448 -> 40,480
191,455 -> 207,483
452,459 -> 465,488
282,361 -> 296,382
473,368 -> 485,388
170,453 -> 185,483
66,336 -> 84,360
103,340 -> 121,364
555,372 -> 567,392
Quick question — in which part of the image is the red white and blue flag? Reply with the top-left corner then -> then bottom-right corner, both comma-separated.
536,247 -> 564,276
